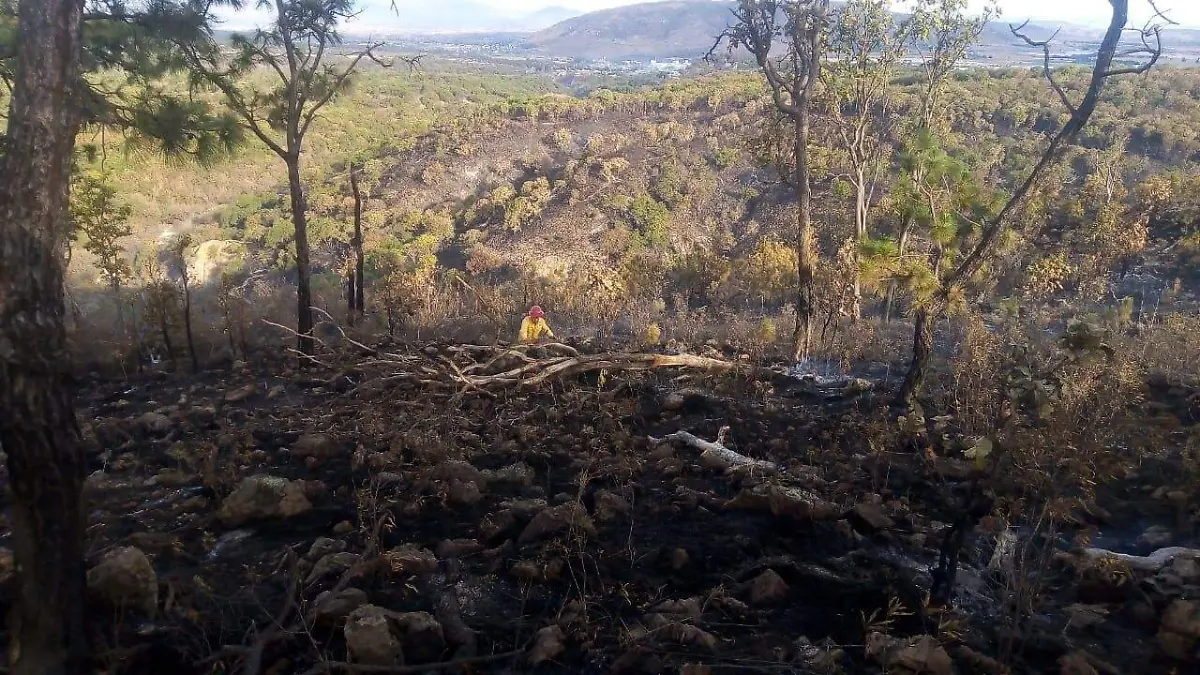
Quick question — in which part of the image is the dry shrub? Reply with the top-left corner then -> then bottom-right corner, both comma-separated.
1135,312 -> 1200,381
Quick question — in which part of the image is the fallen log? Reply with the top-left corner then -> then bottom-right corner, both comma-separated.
1080,546 -> 1199,572
650,429 -> 778,473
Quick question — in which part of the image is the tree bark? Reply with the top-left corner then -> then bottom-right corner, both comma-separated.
350,162 -> 365,316
181,272 -> 199,373
791,104 -> 815,362
287,158 -> 315,356
0,0 -> 90,673
849,164 -> 867,322
883,211 -> 913,324
896,305 -> 934,407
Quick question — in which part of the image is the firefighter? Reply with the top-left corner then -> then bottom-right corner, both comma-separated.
518,305 -> 554,344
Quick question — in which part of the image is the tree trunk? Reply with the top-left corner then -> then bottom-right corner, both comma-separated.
350,163 -> 365,315
287,157 -> 315,356
181,274 -> 198,373
0,0 -> 90,673
791,106 -> 815,362
345,270 -> 356,325
850,165 -> 867,322
896,304 -> 935,407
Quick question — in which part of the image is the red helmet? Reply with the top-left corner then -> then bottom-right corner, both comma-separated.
528,305 -> 545,319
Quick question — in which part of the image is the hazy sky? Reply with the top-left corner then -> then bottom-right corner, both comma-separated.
217,1 -> 1200,30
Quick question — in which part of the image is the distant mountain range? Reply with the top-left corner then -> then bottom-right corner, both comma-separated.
316,1 -> 583,35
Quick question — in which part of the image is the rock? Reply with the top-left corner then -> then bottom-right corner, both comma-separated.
266,384 -> 286,400
480,510 -> 518,542
87,546 -> 158,618
848,502 -> 894,533
291,433 -> 339,459
189,239 -> 247,284
518,502 -> 595,544
510,560 -> 543,582
345,605 -> 401,665
392,611 -> 445,663
310,588 -> 369,624
436,539 -> 483,559
135,412 -> 173,436
306,537 -> 346,561
1059,651 -> 1099,675
333,520 -> 355,535
747,569 -> 790,605
481,462 -> 535,487
446,479 -> 483,506
1138,525 -> 1175,550
385,544 -> 438,575
670,548 -> 690,570
223,384 -> 257,404
528,625 -> 566,665
865,633 -> 952,675
1158,600 -> 1200,660
218,475 -> 313,526
662,393 -> 686,411
1065,604 -> 1110,630
594,490 -> 632,522
726,483 -> 838,522
432,460 -> 486,487
307,552 -> 362,583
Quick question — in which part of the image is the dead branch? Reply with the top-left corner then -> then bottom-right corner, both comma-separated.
650,430 -> 779,473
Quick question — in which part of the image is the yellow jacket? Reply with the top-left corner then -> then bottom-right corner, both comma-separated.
518,316 -> 554,344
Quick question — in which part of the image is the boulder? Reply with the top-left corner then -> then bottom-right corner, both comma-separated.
446,479 -> 483,506
865,633 -> 952,675
848,502 -> 895,533
189,239 -> 247,284
385,544 -> 439,575
291,433 -> 339,459
1158,600 -> 1200,660
436,539 -> 484,559
1138,525 -> 1175,550
307,552 -> 362,583
345,605 -> 402,665
135,412 -> 173,436
310,587 -> 369,624
593,490 -> 632,522
518,502 -> 596,544
747,569 -> 790,606
217,475 -> 313,526
726,483 -> 838,522
87,546 -> 158,618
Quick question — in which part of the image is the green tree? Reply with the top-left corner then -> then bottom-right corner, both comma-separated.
175,0 -> 397,357
896,0 -> 1172,405
70,170 -> 133,335
824,0 -> 910,320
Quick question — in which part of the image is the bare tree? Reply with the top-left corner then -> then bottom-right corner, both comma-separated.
896,0 -> 1175,406
0,0 -> 90,672
710,0 -> 830,361
177,0 -> 391,357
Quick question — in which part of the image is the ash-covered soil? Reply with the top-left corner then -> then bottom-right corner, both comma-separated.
2,340 -> 1196,675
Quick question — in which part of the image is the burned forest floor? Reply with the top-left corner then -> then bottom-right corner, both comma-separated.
2,337 -> 1198,675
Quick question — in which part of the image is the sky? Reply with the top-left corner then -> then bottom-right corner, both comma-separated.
216,0 -> 1200,30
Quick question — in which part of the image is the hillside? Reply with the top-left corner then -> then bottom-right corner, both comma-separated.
528,0 -> 737,60
521,0 -> 1200,63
